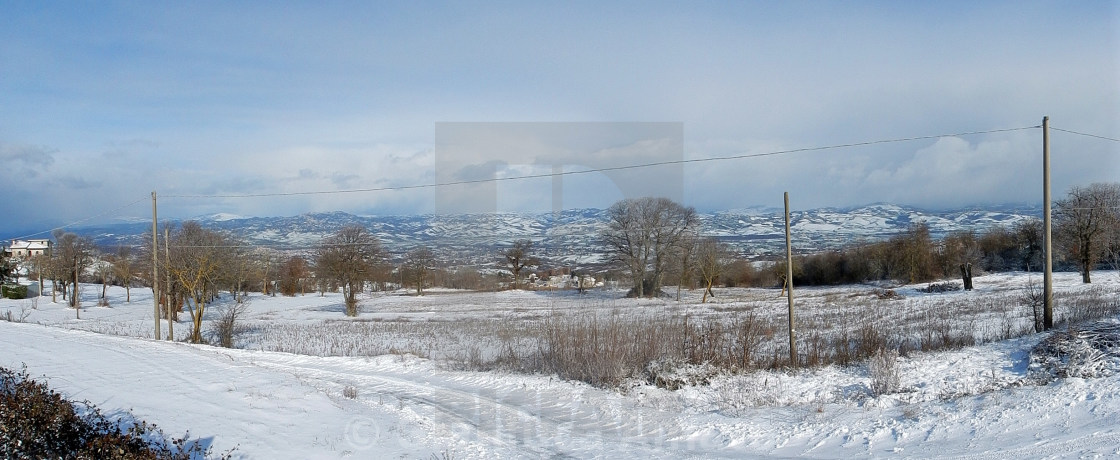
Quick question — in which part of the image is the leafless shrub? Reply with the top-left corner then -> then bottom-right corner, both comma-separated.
874,289 -> 901,300
2,305 -> 31,323
1020,278 -> 1045,333
802,331 -> 829,367
343,386 -> 358,399
855,321 -> 889,358
729,311 -> 768,369
529,310 -> 778,389
1060,287 -> 1120,326
210,301 -> 250,348
868,348 -> 902,396
538,313 -> 656,387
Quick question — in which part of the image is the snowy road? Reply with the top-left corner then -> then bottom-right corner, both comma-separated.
4,320 -> 1120,459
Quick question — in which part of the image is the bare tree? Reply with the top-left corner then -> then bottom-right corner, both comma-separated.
1055,182 -> 1120,283
253,249 -> 279,297
889,223 -> 938,284
602,197 -> 697,298
1107,221 -> 1120,279
42,246 -> 63,303
671,233 -> 697,301
207,239 -> 258,304
53,231 -> 95,317
166,221 -> 228,343
1013,218 -> 1044,272
404,247 -> 436,296
110,245 -> 134,303
28,253 -> 47,297
315,225 -> 383,316
279,255 -> 309,296
95,250 -> 113,306
695,237 -> 728,303
501,239 -> 539,290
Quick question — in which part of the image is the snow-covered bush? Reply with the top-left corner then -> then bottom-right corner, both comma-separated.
209,301 -> 250,348
0,366 -> 221,459
868,348 -> 902,396
1,284 -> 27,300
1030,322 -> 1120,380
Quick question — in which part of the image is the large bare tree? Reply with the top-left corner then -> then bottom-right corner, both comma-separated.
501,239 -> 539,290
166,221 -> 228,343
602,197 -> 698,298
315,225 -> 383,316
1055,182 -> 1120,283
404,247 -> 436,296
53,230 -> 95,317
279,255 -> 309,296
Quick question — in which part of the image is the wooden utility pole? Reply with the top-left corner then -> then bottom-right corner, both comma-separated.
784,192 -> 797,365
1042,116 -> 1054,330
152,192 -> 161,340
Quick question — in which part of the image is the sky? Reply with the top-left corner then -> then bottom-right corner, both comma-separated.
1,1 -> 1117,236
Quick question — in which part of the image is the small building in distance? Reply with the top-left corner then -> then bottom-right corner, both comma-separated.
5,239 -> 52,259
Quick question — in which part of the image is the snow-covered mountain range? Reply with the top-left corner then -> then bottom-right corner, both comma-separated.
71,203 -> 1041,268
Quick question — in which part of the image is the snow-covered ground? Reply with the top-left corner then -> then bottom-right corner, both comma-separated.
2,271 -> 1119,458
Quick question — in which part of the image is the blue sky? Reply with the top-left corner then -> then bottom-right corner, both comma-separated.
1,1 -> 1117,235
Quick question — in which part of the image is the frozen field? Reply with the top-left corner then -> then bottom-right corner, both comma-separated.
2,270 -> 1119,458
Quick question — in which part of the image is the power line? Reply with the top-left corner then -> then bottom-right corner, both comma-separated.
1050,126 -> 1120,143
163,125 -> 1040,200
0,124 -> 1046,243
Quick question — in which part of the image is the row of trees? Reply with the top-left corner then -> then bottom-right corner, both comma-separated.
785,221 -> 1044,286
592,184 -> 1118,296
10,183 -> 1115,325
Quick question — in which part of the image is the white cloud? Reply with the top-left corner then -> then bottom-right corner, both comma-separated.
0,2 -> 1116,233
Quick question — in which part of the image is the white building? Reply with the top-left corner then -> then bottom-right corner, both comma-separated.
6,239 -> 52,259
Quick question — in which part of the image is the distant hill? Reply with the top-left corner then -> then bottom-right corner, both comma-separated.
69,203 -> 1041,269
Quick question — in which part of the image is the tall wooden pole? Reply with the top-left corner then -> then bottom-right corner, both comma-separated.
784,192 -> 797,365
1042,116 -> 1054,330
152,192 -> 160,340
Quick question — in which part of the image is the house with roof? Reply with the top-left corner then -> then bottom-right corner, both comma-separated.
5,239 -> 52,259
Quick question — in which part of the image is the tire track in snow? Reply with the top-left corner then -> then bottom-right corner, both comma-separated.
238,353 -> 736,459
0,323 -> 388,458
937,430 -> 1120,459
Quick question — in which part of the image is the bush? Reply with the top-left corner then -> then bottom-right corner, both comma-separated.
0,366 -> 222,459
209,302 -> 250,349
1030,321 -> 1120,380
868,348 -> 902,396
1,284 -> 27,300
535,312 -> 774,389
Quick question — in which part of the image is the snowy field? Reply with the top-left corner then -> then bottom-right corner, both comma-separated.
2,271 -> 1120,458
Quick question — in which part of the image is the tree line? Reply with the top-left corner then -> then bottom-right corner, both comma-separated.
5,182 -> 1117,334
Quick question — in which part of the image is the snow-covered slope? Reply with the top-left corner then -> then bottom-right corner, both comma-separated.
3,270 -> 1119,458
71,203 -> 1040,267
3,312 -> 1119,458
